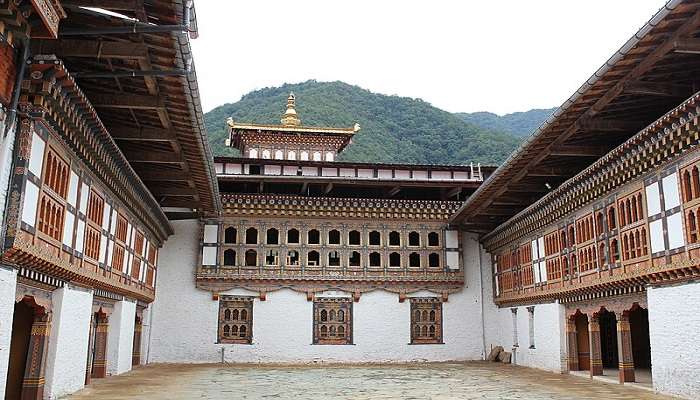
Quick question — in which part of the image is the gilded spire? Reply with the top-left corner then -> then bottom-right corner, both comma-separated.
281,92 -> 301,126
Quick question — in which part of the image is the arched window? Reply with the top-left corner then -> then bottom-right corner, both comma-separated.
349,251 -> 361,267
389,252 -> 401,267
223,249 -> 236,266
224,309 -> 231,320
239,325 -> 247,338
409,252 -> 421,268
421,310 -> 428,321
406,231 -> 420,247
598,243 -> 605,268
224,325 -> 230,336
261,149 -> 271,159
688,211 -> 697,243
684,170 -> 692,201
287,250 -> 299,265
287,150 -> 296,160
328,251 -> 340,266
232,309 -> 239,320
329,326 -> 336,336
414,310 -> 421,322
428,253 -> 440,268
245,227 -> 258,244
389,231 -> 400,246
623,234 -> 630,260
429,325 -> 436,337
245,250 -> 257,266
287,228 -> 300,244
369,252 -> 381,267
338,310 -> 345,322
300,151 -> 309,161
568,226 -> 575,244
608,207 -> 617,230
369,231 -> 381,246
610,239 -> 619,263
313,152 -> 322,161
338,325 -> 345,337
328,229 -> 341,245
421,326 -> 428,336
307,251 -> 320,266
274,150 -> 284,160
265,250 -> 279,266
429,310 -> 436,322
562,256 -> 569,276
224,227 -> 237,244
248,148 -> 258,158
560,230 -> 567,249
320,325 -> 327,337
320,310 -> 328,322
348,230 -> 361,245
325,152 -> 334,162
329,309 -> 336,321
596,212 -> 604,236
308,229 -> 320,245
631,197 -> 638,222
231,325 -> 239,336
240,309 -> 247,321
266,228 -> 279,245
693,166 -> 700,200
428,232 -> 439,247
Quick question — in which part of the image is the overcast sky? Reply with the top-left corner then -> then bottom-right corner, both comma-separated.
191,0 -> 665,115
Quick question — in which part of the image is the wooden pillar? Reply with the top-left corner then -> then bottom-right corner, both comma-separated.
91,315 -> 109,379
132,317 -> 142,366
566,317 -> 579,371
588,314 -> 603,377
617,313 -> 635,383
21,312 -> 50,400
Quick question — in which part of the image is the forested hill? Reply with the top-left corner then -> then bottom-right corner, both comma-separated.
455,108 -> 556,137
204,80 -> 552,165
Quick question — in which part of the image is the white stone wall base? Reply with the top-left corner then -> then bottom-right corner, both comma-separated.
648,282 -> 700,399
44,284 -> 93,400
106,299 -> 136,375
0,266 -> 18,400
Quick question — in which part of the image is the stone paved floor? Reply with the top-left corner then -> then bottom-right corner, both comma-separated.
62,362 -> 675,400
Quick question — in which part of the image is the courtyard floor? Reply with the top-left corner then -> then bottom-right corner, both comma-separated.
62,362 -> 674,400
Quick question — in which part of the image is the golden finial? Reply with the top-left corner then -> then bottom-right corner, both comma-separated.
281,92 -> 301,126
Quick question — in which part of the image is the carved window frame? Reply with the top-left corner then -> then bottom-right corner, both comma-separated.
410,298 -> 443,344
218,296 -> 254,344
313,297 -> 352,345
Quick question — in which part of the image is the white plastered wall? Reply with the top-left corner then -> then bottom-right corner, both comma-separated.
480,245 -> 567,373
44,285 -> 93,400
0,265 -> 17,400
647,282 -> 700,399
148,224 -> 490,363
106,299 -> 136,375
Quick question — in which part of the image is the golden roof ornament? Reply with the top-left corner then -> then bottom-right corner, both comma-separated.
281,92 -> 301,126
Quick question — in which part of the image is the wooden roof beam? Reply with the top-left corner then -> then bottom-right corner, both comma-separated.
149,186 -> 197,197
32,39 -> 149,59
623,81 -> 691,98
136,170 -> 190,182
90,93 -> 164,110
61,0 -> 138,10
125,151 -> 184,164
110,126 -> 175,141
550,145 -> 607,157
576,117 -> 640,132
673,38 -> 700,54
527,166 -> 582,177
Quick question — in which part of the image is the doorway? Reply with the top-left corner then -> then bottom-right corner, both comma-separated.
6,300 -> 34,399
574,312 -> 590,371
598,309 -> 618,370
629,305 -> 652,384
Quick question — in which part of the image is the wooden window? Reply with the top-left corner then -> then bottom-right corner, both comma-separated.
389,252 -> 401,267
607,206 -> 617,230
688,210 -> 699,243
265,250 -> 279,266
427,232 -> 439,247
266,228 -> 279,245
84,225 -> 100,260
369,231 -> 381,246
409,252 -> 420,268
428,253 -> 440,268
313,298 -> 352,345
348,230 -> 361,245
246,227 -> 258,244
44,149 -> 69,199
389,231 -> 400,246
287,228 -> 300,244
111,244 -> 125,272
287,250 -> 299,266
224,227 -> 237,244
131,256 -> 141,279
87,190 -> 104,226
146,266 -> 155,287
218,296 -> 253,344
223,249 -> 236,266
37,194 -> 64,241
134,231 -> 144,256
409,231 -> 421,246
245,249 -> 257,266
369,251 -> 381,267
115,214 -> 128,242
349,251 -> 361,267
410,298 -> 442,344
147,243 -> 157,265
307,229 -> 320,245
307,250 -> 320,266
328,250 -> 340,267
328,229 -> 341,245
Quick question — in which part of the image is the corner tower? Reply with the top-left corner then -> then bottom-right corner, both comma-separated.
226,93 -> 360,162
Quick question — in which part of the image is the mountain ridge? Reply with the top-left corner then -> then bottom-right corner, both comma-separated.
204,80 -> 553,165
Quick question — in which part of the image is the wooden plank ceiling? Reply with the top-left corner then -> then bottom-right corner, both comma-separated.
451,0 -> 700,233
31,0 -> 219,218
